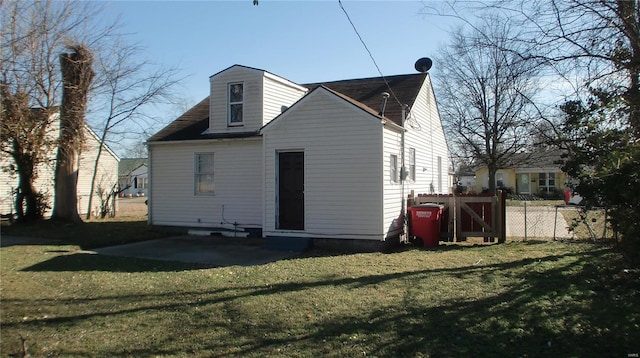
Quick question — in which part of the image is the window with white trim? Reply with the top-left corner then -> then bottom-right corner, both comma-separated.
390,154 -> 398,183
539,172 -> 556,192
496,172 -> 505,188
134,176 -> 147,189
408,148 -> 416,181
195,153 -> 215,194
228,83 -> 244,126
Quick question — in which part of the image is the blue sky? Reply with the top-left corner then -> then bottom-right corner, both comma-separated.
99,1 -> 458,155
104,0 -> 455,108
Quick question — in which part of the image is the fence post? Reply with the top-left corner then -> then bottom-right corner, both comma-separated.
524,201 -> 528,242
498,190 -> 506,243
554,205 -> 558,241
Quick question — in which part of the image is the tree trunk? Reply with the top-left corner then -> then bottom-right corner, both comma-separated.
11,140 -> 37,221
51,45 -> 94,223
14,155 -> 41,222
85,131 -> 107,219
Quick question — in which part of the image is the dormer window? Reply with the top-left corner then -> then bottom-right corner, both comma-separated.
228,82 -> 244,126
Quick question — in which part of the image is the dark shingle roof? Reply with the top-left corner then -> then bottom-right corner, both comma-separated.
119,158 -> 147,176
304,73 -> 427,126
148,71 -> 427,142
147,97 -> 210,142
511,147 -> 565,168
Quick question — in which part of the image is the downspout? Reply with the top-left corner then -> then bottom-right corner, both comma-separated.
400,104 -> 409,242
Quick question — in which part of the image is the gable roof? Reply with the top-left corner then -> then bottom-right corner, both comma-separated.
147,97 -> 210,142
261,85 -> 404,134
148,68 -> 427,142
84,125 -> 120,161
511,147 -> 564,168
474,147 -> 565,172
118,158 -> 147,176
304,73 -> 427,127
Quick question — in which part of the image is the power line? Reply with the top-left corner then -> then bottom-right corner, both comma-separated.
337,0 -> 402,108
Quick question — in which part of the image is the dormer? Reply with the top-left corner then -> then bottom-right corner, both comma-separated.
208,65 -> 308,134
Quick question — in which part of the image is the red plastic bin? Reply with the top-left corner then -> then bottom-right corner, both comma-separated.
408,204 -> 444,247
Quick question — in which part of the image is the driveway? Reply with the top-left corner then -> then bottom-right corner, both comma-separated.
506,206 -> 573,239
93,235 -> 302,266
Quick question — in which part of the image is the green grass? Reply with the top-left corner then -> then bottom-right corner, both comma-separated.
506,199 -> 565,207
1,240 -> 638,357
1,215 -> 172,249
560,207 -> 615,241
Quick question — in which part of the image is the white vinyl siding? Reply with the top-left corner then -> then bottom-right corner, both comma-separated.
146,69 -> 450,243
149,139 -> 262,229
262,74 -> 307,126
381,73 -> 450,238
382,128 -> 403,238
0,122 -> 119,217
0,155 -> 16,214
262,89 -> 384,240
77,134 -> 120,216
402,74 -> 449,195
210,67 -> 263,133
208,66 -> 307,134
121,165 -> 148,197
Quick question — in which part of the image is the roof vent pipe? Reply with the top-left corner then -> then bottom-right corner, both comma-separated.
379,92 -> 390,116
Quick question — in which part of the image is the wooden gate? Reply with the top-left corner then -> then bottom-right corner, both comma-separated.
409,191 -> 506,243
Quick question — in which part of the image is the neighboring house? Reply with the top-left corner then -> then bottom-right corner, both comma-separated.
147,64 -> 449,243
474,148 -> 568,198
118,158 -> 148,197
0,115 -> 120,216
456,172 -> 477,193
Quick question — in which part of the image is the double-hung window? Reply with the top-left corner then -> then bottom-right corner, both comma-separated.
228,83 -> 244,126
195,153 -> 215,195
408,148 -> 416,181
134,176 -> 147,189
390,154 -> 398,183
539,172 -> 556,192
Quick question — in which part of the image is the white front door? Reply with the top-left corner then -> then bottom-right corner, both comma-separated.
518,173 -> 530,194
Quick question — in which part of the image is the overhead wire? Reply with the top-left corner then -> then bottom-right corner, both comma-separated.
338,0 -> 403,108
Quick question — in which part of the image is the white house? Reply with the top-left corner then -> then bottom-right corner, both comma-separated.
1,116 -> 120,217
147,64 -> 449,245
118,158 -> 148,197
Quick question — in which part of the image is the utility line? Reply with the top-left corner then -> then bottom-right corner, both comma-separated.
338,0 -> 402,108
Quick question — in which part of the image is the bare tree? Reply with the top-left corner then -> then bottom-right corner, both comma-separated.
0,0 -> 102,221
51,44 -> 94,223
1,0 -> 182,222
84,42 -> 180,219
503,0 -> 640,248
426,0 -> 640,248
436,16 -> 541,194
0,88 -> 55,221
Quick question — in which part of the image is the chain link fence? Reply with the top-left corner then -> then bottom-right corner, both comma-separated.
505,201 -> 615,242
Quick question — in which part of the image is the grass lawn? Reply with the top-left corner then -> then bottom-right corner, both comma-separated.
506,199 -> 565,207
1,215 -> 172,249
1,237 -> 638,357
559,207 -> 615,241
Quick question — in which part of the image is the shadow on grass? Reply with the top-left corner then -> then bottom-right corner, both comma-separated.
5,247 -> 638,357
211,248 -> 637,357
21,253 -> 206,273
2,218 -> 171,249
